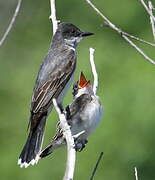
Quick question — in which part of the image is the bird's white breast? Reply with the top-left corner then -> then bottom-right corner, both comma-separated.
72,95 -> 103,140
82,96 -> 103,137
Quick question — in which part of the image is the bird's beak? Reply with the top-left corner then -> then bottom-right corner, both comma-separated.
81,32 -> 94,37
78,72 -> 90,88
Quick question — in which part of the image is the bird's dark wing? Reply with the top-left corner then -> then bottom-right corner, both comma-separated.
66,94 -> 92,121
39,94 -> 92,158
51,94 -> 92,141
31,49 -> 76,114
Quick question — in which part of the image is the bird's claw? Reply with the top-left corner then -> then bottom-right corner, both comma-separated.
74,139 -> 88,152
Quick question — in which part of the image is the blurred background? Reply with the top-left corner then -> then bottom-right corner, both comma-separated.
0,0 -> 155,179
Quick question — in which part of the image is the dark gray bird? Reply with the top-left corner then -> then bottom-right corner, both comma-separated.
40,72 -> 103,159
18,23 -> 93,168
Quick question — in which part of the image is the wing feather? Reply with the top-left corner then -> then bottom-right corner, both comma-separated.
31,49 -> 76,114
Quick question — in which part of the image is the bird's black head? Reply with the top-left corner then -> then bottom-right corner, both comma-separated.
58,22 -> 94,39
53,23 -> 94,48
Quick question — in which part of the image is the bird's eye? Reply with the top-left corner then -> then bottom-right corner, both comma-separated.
72,81 -> 79,96
73,84 -> 77,89
73,81 -> 79,89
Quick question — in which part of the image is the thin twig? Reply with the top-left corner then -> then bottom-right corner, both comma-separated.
139,0 -> 155,22
105,21 -> 155,46
121,30 -> 155,46
89,152 -> 104,180
148,1 -> 155,40
89,48 -> 98,94
134,167 -> 139,180
122,34 -> 155,64
0,0 -> 22,46
49,0 -> 58,34
85,0 -> 155,65
53,99 -> 76,180
73,130 -> 85,139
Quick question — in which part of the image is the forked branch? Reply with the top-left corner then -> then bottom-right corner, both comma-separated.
148,1 -> 155,40
49,0 -> 58,34
52,99 -> 76,180
85,0 -> 155,65
50,0 -> 76,179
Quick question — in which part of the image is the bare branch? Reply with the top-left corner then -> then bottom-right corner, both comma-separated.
89,48 -> 98,94
89,152 -> 104,180
139,0 -> 155,22
49,0 -> 58,34
134,167 -> 139,180
148,1 -> 155,40
73,130 -> 85,139
0,0 -> 22,47
85,0 -> 155,65
120,30 -> 155,46
122,34 -> 155,64
50,1 -> 76,179
105,21 -> 155,47
52,99 -> 76,180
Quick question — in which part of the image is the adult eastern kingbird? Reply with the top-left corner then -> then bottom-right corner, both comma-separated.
40,72 -> 103,158
18,23 -> 93,168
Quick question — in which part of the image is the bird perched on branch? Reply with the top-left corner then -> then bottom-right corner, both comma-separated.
40,72 -> 103,158
18,23 -> 93,168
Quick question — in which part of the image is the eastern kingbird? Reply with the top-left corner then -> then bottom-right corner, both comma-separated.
18,23 -> 93,168
40,72 -> 103,158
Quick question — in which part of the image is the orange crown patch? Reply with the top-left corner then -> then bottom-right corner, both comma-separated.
78,72 -> 90,88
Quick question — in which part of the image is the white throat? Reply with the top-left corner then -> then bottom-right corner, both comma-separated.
74,86 -> 94,99
64,37 -> 83,51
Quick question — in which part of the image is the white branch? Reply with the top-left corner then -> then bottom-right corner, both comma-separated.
0,0 -> 22,46
121,30 -> 155,47
72,130 -> 85,139
134,167 -> 139,180
89,48 -> 98,94
49,0 -> 58,35
85,0 -> 155,65
52,99 -> 76,180
139,0 -> 155,22
50,1 -> 76,179
122,34 -> 155,64
148,1 -> 155,41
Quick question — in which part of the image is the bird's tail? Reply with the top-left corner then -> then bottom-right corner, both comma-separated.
18,115 -> 46,168
39,143 -> 54,158
40,136 -> 65,159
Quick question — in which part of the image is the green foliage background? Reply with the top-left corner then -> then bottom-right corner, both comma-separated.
0,0 -> 155,179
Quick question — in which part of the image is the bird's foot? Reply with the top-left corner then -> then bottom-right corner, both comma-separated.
74,139 -> 88,152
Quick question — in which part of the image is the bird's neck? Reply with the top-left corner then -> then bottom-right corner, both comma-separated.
50,34 -> 64,48
50,37 -> 77,52
64,39 -> 76,51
